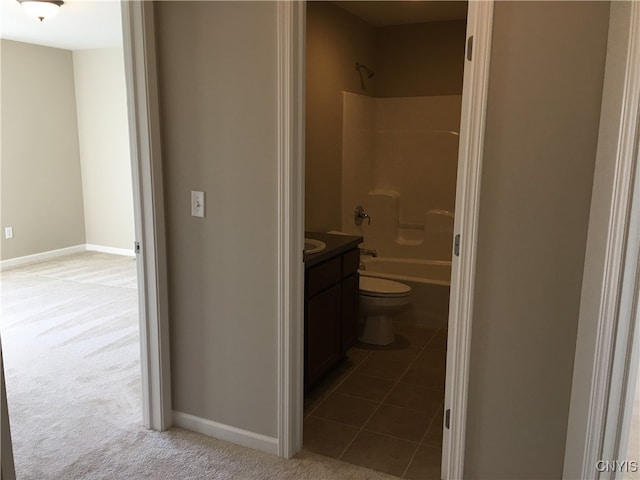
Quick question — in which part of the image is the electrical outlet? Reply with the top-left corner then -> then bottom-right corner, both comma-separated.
191,191 -> 205,218
4,227 -> 13,239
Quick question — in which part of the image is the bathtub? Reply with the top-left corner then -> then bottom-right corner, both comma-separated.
359,256 -> 451,329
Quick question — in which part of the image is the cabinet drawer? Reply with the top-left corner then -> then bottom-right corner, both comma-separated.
342,248 -> 360,276
307,257 -> 341,297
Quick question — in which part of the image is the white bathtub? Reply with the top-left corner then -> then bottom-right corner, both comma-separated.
360,256 -> 451,328
359,257 -> 451,286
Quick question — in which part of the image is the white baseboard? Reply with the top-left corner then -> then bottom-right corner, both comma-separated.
0,243 -> 136,270
86,244 -> 136,257
172,411 -> 278,456
0,245 -> 86,270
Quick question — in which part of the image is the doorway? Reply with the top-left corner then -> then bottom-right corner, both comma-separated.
301,2 -> 466,478
0,1 -> 170,476
0,7 -> 139,477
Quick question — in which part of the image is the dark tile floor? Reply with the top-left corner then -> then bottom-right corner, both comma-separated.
303,322 -> 447,479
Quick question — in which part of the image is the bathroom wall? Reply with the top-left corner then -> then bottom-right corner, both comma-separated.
305,3 -> 467,232
73,48 -> 135,252
306,2 -> 376,232
375,20 -> 466,98
465,1 -> 610,478
341,93 -> 461,261
0,40 -> 86,260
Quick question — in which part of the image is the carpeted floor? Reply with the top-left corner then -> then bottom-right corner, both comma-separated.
0,252 -> 396,479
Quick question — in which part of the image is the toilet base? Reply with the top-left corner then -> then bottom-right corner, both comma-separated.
359,314 -> 395,346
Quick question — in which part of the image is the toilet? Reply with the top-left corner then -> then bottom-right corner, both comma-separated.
359,276 -> 411,345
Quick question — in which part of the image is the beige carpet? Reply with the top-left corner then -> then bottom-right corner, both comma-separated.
0,252 -> 395,479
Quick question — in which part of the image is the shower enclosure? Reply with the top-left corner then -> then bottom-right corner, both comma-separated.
341,92 -> 462,327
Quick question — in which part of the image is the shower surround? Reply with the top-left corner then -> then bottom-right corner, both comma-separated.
341,92 -> 462,262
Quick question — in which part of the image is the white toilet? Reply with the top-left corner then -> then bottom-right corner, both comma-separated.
359,276 -> 411,346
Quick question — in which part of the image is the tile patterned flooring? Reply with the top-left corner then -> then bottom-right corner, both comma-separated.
303,322 -> 447,479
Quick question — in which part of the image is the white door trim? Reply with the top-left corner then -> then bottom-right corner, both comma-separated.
442,3 -> 494,479
599,3 -> 640,473
276,0 -> 305,459
602,141 -> 640,478
121,1 -> 172,431
564,3 -> 640,478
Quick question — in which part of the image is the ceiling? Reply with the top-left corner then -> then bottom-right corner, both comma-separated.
334,1 -> 468,26
0,0 -> 122,50
0,0 -> 468,51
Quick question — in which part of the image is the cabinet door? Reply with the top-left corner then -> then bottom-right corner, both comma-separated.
341,273 -> 359,353
305,284 -> 342,388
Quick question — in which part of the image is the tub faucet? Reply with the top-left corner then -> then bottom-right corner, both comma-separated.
360,248 -> 377,258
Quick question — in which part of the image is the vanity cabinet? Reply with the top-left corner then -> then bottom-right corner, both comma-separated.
340,249 -> 360,352
304,235 -> 361,391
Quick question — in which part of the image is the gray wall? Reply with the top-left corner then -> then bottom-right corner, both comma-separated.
73,48 -> 135,252
1,40 -> 134,261
155,1 -> 279,437
1,40 -> 86,260
375,20 -> 466,98
464,2 -> 610,478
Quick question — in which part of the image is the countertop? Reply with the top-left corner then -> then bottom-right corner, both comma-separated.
304,232 -> 363,268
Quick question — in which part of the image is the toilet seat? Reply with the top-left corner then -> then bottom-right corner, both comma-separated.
359,276 -> 411,298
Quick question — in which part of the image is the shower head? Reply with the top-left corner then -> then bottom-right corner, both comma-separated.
355,62 -> 375,79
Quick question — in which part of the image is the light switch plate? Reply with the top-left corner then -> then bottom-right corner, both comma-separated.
4,227 -> 13,239
191,191 -> 205,218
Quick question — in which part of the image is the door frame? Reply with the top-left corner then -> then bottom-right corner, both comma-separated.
441,3 -> 494,479
276,0 -> 306,458
120,1 -> 172,431
564,3 -> 640,478
276,3 -> 496,476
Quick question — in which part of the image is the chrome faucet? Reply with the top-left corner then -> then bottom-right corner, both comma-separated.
359,248 -> 377,258
354,205 -> 371,226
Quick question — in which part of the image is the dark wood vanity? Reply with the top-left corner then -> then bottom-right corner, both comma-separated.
304,232 -> 362,391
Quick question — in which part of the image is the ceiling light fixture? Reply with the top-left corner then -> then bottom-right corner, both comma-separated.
18,0 -> 64,22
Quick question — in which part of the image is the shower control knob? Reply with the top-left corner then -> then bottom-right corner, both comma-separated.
355,205 -> 371,226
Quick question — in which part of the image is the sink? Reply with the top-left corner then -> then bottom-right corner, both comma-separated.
304,238 -> 326,254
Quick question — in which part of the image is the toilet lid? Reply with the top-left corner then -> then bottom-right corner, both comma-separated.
360,276 -> 411,297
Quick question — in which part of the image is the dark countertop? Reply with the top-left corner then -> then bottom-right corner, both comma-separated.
304,232 -> 363,268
